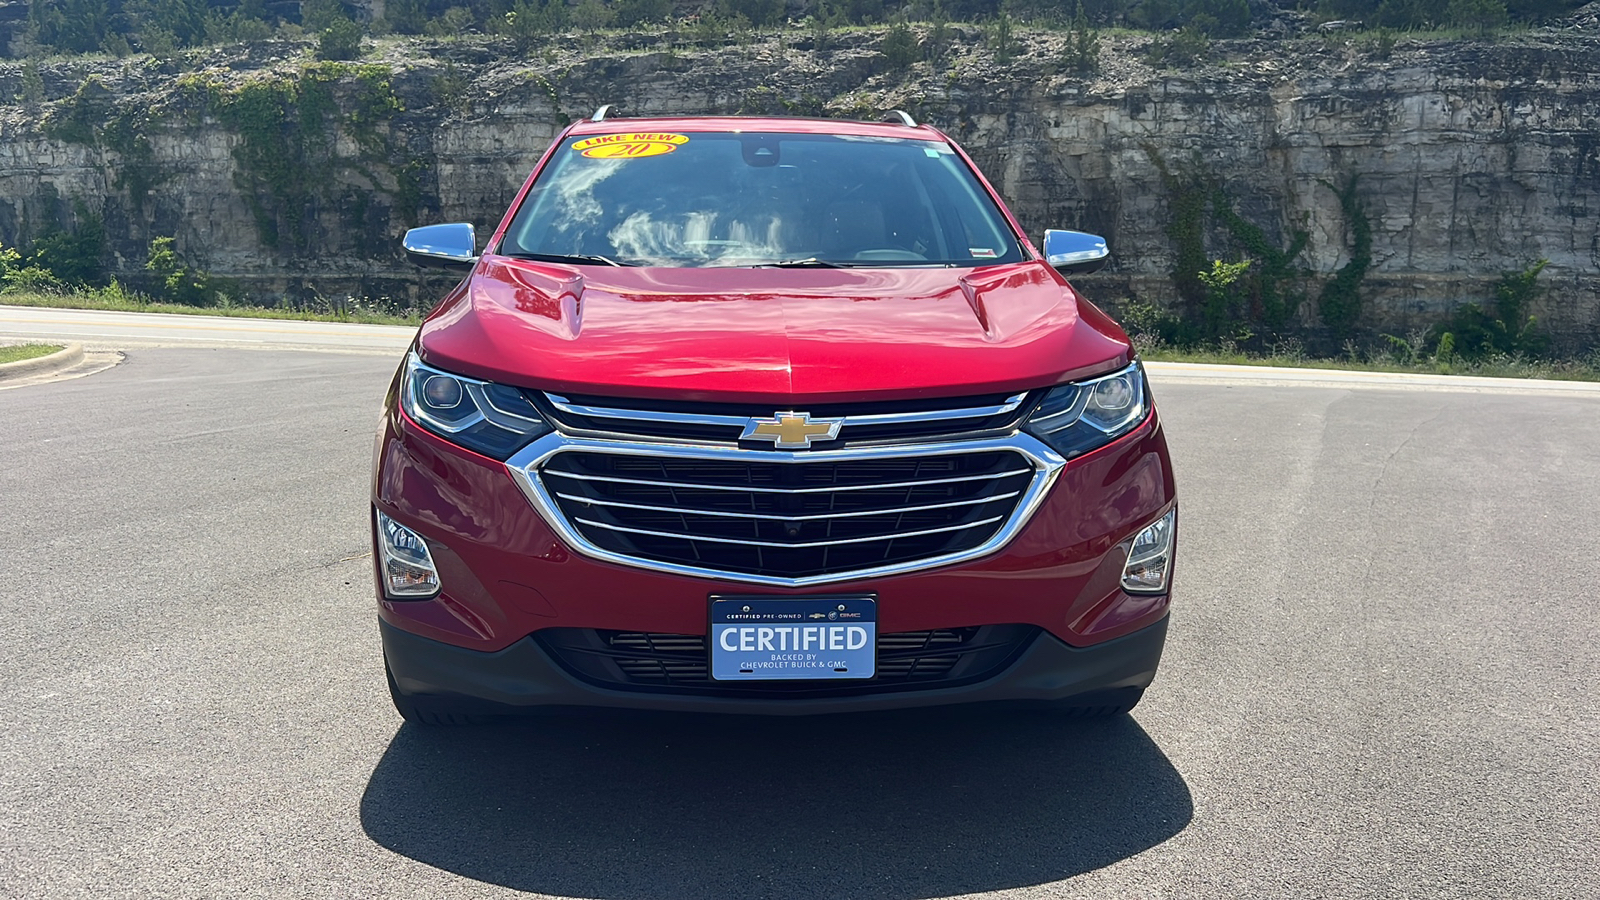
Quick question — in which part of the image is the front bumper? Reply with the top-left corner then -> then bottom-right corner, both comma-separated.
382,615 -> 1168,717
373,400 -> 1177,653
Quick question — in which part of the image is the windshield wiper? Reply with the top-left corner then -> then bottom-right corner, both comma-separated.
504,252 -> 635,267
756,257 -> 851,268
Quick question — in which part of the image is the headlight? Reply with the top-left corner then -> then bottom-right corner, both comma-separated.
1022,361 -> 1148,458
400,351 -> 551,459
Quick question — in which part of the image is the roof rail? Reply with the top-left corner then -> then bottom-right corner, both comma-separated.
590,104 -> 614,122
883,109 -> 917,127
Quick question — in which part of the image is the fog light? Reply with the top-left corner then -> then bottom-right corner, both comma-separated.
1122,509 -> 1175,594
376,510 -> 441,598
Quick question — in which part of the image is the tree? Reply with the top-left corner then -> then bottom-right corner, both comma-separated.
29,0 -> 113,54
1064,2 -> 1101,74
880,18 -> 921,70
616,0 -> 673,26
316,18 -> 365,59
128,0 -> 211,48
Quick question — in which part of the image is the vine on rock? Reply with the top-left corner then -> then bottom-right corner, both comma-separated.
1145,146 -> 1310,343
1316,174 -> 1372,337
42,76 -> 170,216
195,62 -> 416,252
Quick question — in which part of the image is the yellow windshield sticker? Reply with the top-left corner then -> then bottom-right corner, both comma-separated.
573,132 -> 689,159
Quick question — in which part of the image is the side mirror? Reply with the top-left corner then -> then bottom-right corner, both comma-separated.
404,223 -> 478,270
1042,229 -> 1109,276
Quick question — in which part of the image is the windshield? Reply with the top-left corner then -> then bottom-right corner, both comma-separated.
499,131 -> 1025,268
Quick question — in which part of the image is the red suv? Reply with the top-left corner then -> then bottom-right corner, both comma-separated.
374,113 -> 1177,723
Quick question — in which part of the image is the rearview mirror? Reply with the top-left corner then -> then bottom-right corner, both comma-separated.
1042,229 -> 1109,276
404,223 -> 477,270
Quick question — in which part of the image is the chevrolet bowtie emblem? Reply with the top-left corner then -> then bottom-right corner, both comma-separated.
740,411 -> 843,449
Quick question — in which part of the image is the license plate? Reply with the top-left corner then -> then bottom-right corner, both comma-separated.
709,595 -> 876,681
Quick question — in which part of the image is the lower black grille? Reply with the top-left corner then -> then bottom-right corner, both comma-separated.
537,449 -> 1036,580
538,625 -> 1038,697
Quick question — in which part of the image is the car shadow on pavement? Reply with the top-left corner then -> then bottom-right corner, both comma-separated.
360,709 -> 1190,898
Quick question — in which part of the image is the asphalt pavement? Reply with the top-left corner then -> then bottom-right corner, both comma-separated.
1,310 -> 1597,898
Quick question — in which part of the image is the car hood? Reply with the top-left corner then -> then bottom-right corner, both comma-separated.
416,256 -> 1132,404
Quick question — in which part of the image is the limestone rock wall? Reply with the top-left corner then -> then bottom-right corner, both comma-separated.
0,28 -> 1597,345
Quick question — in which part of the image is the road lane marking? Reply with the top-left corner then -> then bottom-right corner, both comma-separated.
0,315 -> 413,338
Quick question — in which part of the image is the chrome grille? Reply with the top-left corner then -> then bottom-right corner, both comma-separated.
540,390 -> 1031,447
537,449 -> 1036,580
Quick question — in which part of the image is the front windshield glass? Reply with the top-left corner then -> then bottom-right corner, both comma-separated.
499,131 -> 1025,268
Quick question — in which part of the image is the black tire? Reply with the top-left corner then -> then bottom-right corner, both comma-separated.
1053,687 -> 1145,718
385,663 -> 489,726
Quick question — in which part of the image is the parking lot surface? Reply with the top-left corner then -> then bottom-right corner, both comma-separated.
1,342 -> 1596,899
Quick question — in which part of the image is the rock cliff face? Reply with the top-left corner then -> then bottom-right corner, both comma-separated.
1,26 -> 1597,344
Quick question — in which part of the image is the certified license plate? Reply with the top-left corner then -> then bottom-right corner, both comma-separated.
709,595 -> 876,681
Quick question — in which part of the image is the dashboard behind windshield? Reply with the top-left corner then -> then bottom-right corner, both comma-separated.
499,131 -> 1025,268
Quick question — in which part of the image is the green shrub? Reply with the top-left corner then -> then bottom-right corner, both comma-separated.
20,63 -> 46,105
384,0 -> 429,33
207,0 -> 275,43
1446,0 -> 1509,31
29,0 -> 114,54
720,0 -> 787,27
572,0 -> 617,31
806,2 -> 839,51
922,7 -> 953,61
502,0 -> 568,46
1146,25 -> 1210,68
26,209 -> 108,287
1197,258 -> 1254,340
128,0 -> 210,48
986,11 -> 1019,63
1112,298 -> 1201,350
880,19 -> 921,70
316,18 -> 365,60
426,6 -> 477,37
839,0 -> 886,24
616,0 -> 673,26
692,10 -> 739,45
1431,260 -> 1549,360
1134,0 -> 1250,33
1,240 -> 67,294
300,0 -> 346,31
1063,3 -> 1101,74
144,236 -> 222,307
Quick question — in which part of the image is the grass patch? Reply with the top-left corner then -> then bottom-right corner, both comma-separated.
0,343 -> 66,364
1142,345 -> 1600,383
1,292 -> 422,327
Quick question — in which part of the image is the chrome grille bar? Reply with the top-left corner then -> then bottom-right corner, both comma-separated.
541,467 -> 1034,494
572,515 -> 1007,549
544,392 -> 1028,428
835,394 -> 1027,424
552,490 -> 1023,522
546,398 -> 750,427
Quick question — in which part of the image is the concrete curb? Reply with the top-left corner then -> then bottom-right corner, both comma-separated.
0,342 -> 84,381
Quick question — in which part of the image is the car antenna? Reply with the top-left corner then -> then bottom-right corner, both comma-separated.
591,104 -> 615,122
883,109 -> 918,127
